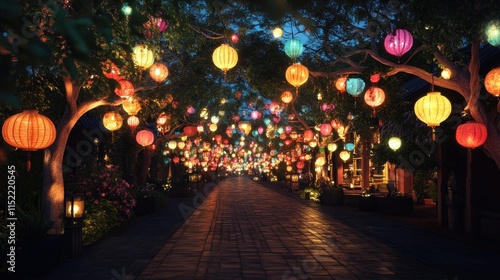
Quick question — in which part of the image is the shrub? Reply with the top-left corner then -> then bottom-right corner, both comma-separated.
82,200 -> 120,245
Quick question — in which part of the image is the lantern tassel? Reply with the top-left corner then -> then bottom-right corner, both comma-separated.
26,152 -> 31,171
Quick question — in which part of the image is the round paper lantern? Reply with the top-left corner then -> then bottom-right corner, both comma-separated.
388,137 -> 402,151
486,21 -> 500,47
364,86 -> 386,108
136,130 -> 154,147
285,125 -> 292,134
250,110 -> 260,120
339,150 -> 350,162
238,121 -> 252,135
327,143 -> 337,152
122,98 -> 141,116
346,78 -> 365,97
303,129 -> 314,142
296,161 -> 305,169
177,141 -> 186,150
114,79 -> 134,99
315,156 -> 325,166
335,76 -> 347,93
149,62 -> 169,83
320,123 -> 333,136
281,91 -> 293,104
156,113 -> 168,126
279,133 -> 287,140
441,68 -> 452,80
230,33 -> 239,43
212,44 -> 238,73
226,127 -> 233,137
172,156 -> 180,163
102,62 -> 122,80
183,126 -> 198,137
132,44 -> 154,69
414,92 -> 452,128
168,140 -> 177,150
272,27 -> 283,38
197,124 -> 204,133
286,63 -> 309,90
127,115 -> 140,130
2,110 -> 56,151
103,112 -> 123,131
209,123 -> 218,132
345,143 -> 355,151
284,38 -> 304,59
257,126 -> 264,135
211,116 -> 220,124
455,121 -> 487,149
330,119 -> 341,130
370,73 -> 381,83
384,28 -> 413,58
484,67 -> 500,97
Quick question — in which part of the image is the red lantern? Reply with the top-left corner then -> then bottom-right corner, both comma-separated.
370,73 -> 381,83
231,33 -> 239,43
214,134 -> 222,143
269,102 -> 281,114
296,161 -> 305,169
384,28 -> 413,58
136,129 -> 154,147
284,139 -> 292,146
114,80 -> 134,99
330,119 -> 341,130
455,121 -> 487,149
173,156 -> 180,163
183,126 -> 198,137
303,130 -> 314,142
320,123 -> 333,136
102,61 -> 122,80
235,91 -> 242,99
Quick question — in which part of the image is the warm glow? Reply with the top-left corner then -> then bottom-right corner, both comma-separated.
136,129 -> 155,147
339,150 -> 350,162
281,91 -> 293,104
114,80 -> 135,99
212,44 -> 238,73
335,76 -> 347,93
441,68 -> 452,80
149,62 -> 169,83
168,140 -> 177,150
384,28 -> 413,58
327,143 -> 338,152
103,112 -> 123,131
388,137 -> 402,151
484,67 -> 500,97
122,98 -> 141,115
209,123 -> 218,132
455,121 -> 488,149
414,92 -> 452,128
272,27 -> 283,38
127,116 -> 140,130
132,44 -> 154,69
364,86 -> 385,108
2,110 -> 56,151
286,63 -> 309,89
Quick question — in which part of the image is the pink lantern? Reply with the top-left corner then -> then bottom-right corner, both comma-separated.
285,125 -> 292,134
320,123 -> 333,136
272,115 -> 281,123
269,102 -> 281,114
250,110 -> 260,120
384,29 -> 413,58
186,106 -> 195,115
257,126 -> 264,135
231,33 -> 239,43
136,130 -> 154,147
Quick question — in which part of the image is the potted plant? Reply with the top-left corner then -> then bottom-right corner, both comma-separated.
319,179 -> 344,206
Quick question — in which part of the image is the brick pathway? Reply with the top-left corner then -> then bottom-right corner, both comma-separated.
139,177 -> 495,280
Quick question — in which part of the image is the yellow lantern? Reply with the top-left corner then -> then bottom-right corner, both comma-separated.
132,44 -> 154,69
149,62 -> 169,83
168,140 -> 177,150
177,141 -> 186,150
122,98 -> 141,116
414,92 -> 451,139
212,44 -> 238,73
388,137 -> 402,151
209,123 -> 218,132
327,143 -> 338,152
485,67 -> 500,97
339,150 -> 350,162
272,27 -> 283,38
441,68 -> 452,80
285,63 -> 309,93
102,112 -> 123,131
281,91 -> 293,104
2,110 -> 56,151
315,156 -> 325,166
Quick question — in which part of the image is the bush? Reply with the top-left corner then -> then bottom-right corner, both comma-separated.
82,200 -> 121,245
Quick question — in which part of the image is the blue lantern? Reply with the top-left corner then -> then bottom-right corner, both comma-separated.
284,38 -> 304,59
252,130 -> 259,137
345,143 -> 355,151
263,118 -> 271,126
346,78 -> 365,97
486,21 -> 500,47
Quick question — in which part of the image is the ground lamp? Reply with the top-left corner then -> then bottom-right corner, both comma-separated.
414,91 -> 451,140
456,121 -> 488,234
64,193 -> 85,255
1,110 -> 56,171
212,44 -> 238,75
286,63 -> 309,95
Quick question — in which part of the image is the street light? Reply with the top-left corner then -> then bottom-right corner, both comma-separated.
64,193 -> 85,255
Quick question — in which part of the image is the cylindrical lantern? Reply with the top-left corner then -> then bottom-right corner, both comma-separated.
122,98 -> 141,115
149,62 -> 169,83
485,67 -> 500,97
127,115 -> 140,130
364,86 -> 386,108
346,78 -> 365,97
384,28 -> 413,58
2,110 -> 56,151
455,121 -> 488,149
136,129 -> 154,147
103,112 -> 123,131
284,38 -> 304,59
281,91 -> 293,104
388,137 -> 402,151
114,79 -> 135,99
132,44 -> 154,69
339,150 -> 350,162
414,92 -> 452,128
320,123 -> 333,136
212,44 -> 238,73
335,76 -> 347,93
286,63 -> 309,90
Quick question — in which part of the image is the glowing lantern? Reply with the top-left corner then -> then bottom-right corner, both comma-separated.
257,126 -> 264,135
486,21 -> 500,47
250,110 -> 260,120
345,143 -> 355,151
281,91 -> 293,104
304,130 -> 314,142
2,110 -> 56,152
484,67 -> 500,97
364,86 -> 386,111
370,73 -> 381,83
122,98 -> 141,116
309,140 -> 317,148
136,130 -> 154,147
209,123 -> 218,132
279,133 -> 287,140
172,156 -> 180,163
330,119 -> 340,130
103,112 -> 123,131
286,63 -> 309,94
414,92 -> 452,138
156,113 -> 168,126
211,116 -> 220,124
212,44 -> 238,73
102,62 -> 121,80
272,27 -> 283,38
183,126 -> 198,137
384,28 -> 413,58
127,115 -> 140,130
339,150 -> 350,162
335,76 -> 347,93
327,143 -> 337,152
388,137 -> 402,151
296,161 -> 305,169
238,121 -> 252,136
230,33 -> 239,43
284,38 -> 304,59
177,141 -> 186,150
315,156 -> 325,166
320,123 -> 333,136
455,122 -> 487,149
226,127 -> 233,137
346,78 -> 365,97
285,125 -> 292,134
197,124 -> 204,133
168,140 -> 177,150
132,44 -> 154,69
149,62 -> 169,83
441,68 -> 452,80
114,80 -> 134,99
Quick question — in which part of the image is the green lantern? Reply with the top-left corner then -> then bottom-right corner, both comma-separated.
284,38 -> 304,59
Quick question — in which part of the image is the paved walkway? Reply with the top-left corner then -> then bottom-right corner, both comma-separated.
139,177 -> 500,280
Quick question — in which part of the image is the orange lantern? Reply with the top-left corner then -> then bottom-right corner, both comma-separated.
149,62 -> 169,83
172,156 -> 180,163
455,121 -> 488,149
122,98 -> 141,116
364,86 -> 386,114
127,115 -> 140,130
335,76 -> 347,93
183,126 -> 198,137
102,112 -> 123,131
2,110 -> 56,152
286,63 -> 309,93
156,113 -> 168,126
296,161 -> 305,169
484,67 -> 500,97
320,123 -> 333,136
330,119 -> 341,130
281,91 -> 293,104
136,129 -> 154,147
114,80 -> 134,99
303,129 -> 314,142
235,91 -> 242,99
102,61 -> 122,80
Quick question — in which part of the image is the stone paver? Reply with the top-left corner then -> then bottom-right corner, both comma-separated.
139,177 -> 499,280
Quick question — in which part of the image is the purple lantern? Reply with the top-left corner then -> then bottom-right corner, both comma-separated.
384,29 -> 413,58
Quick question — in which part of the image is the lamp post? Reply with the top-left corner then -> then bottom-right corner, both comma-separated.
64,193 -> 84,255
